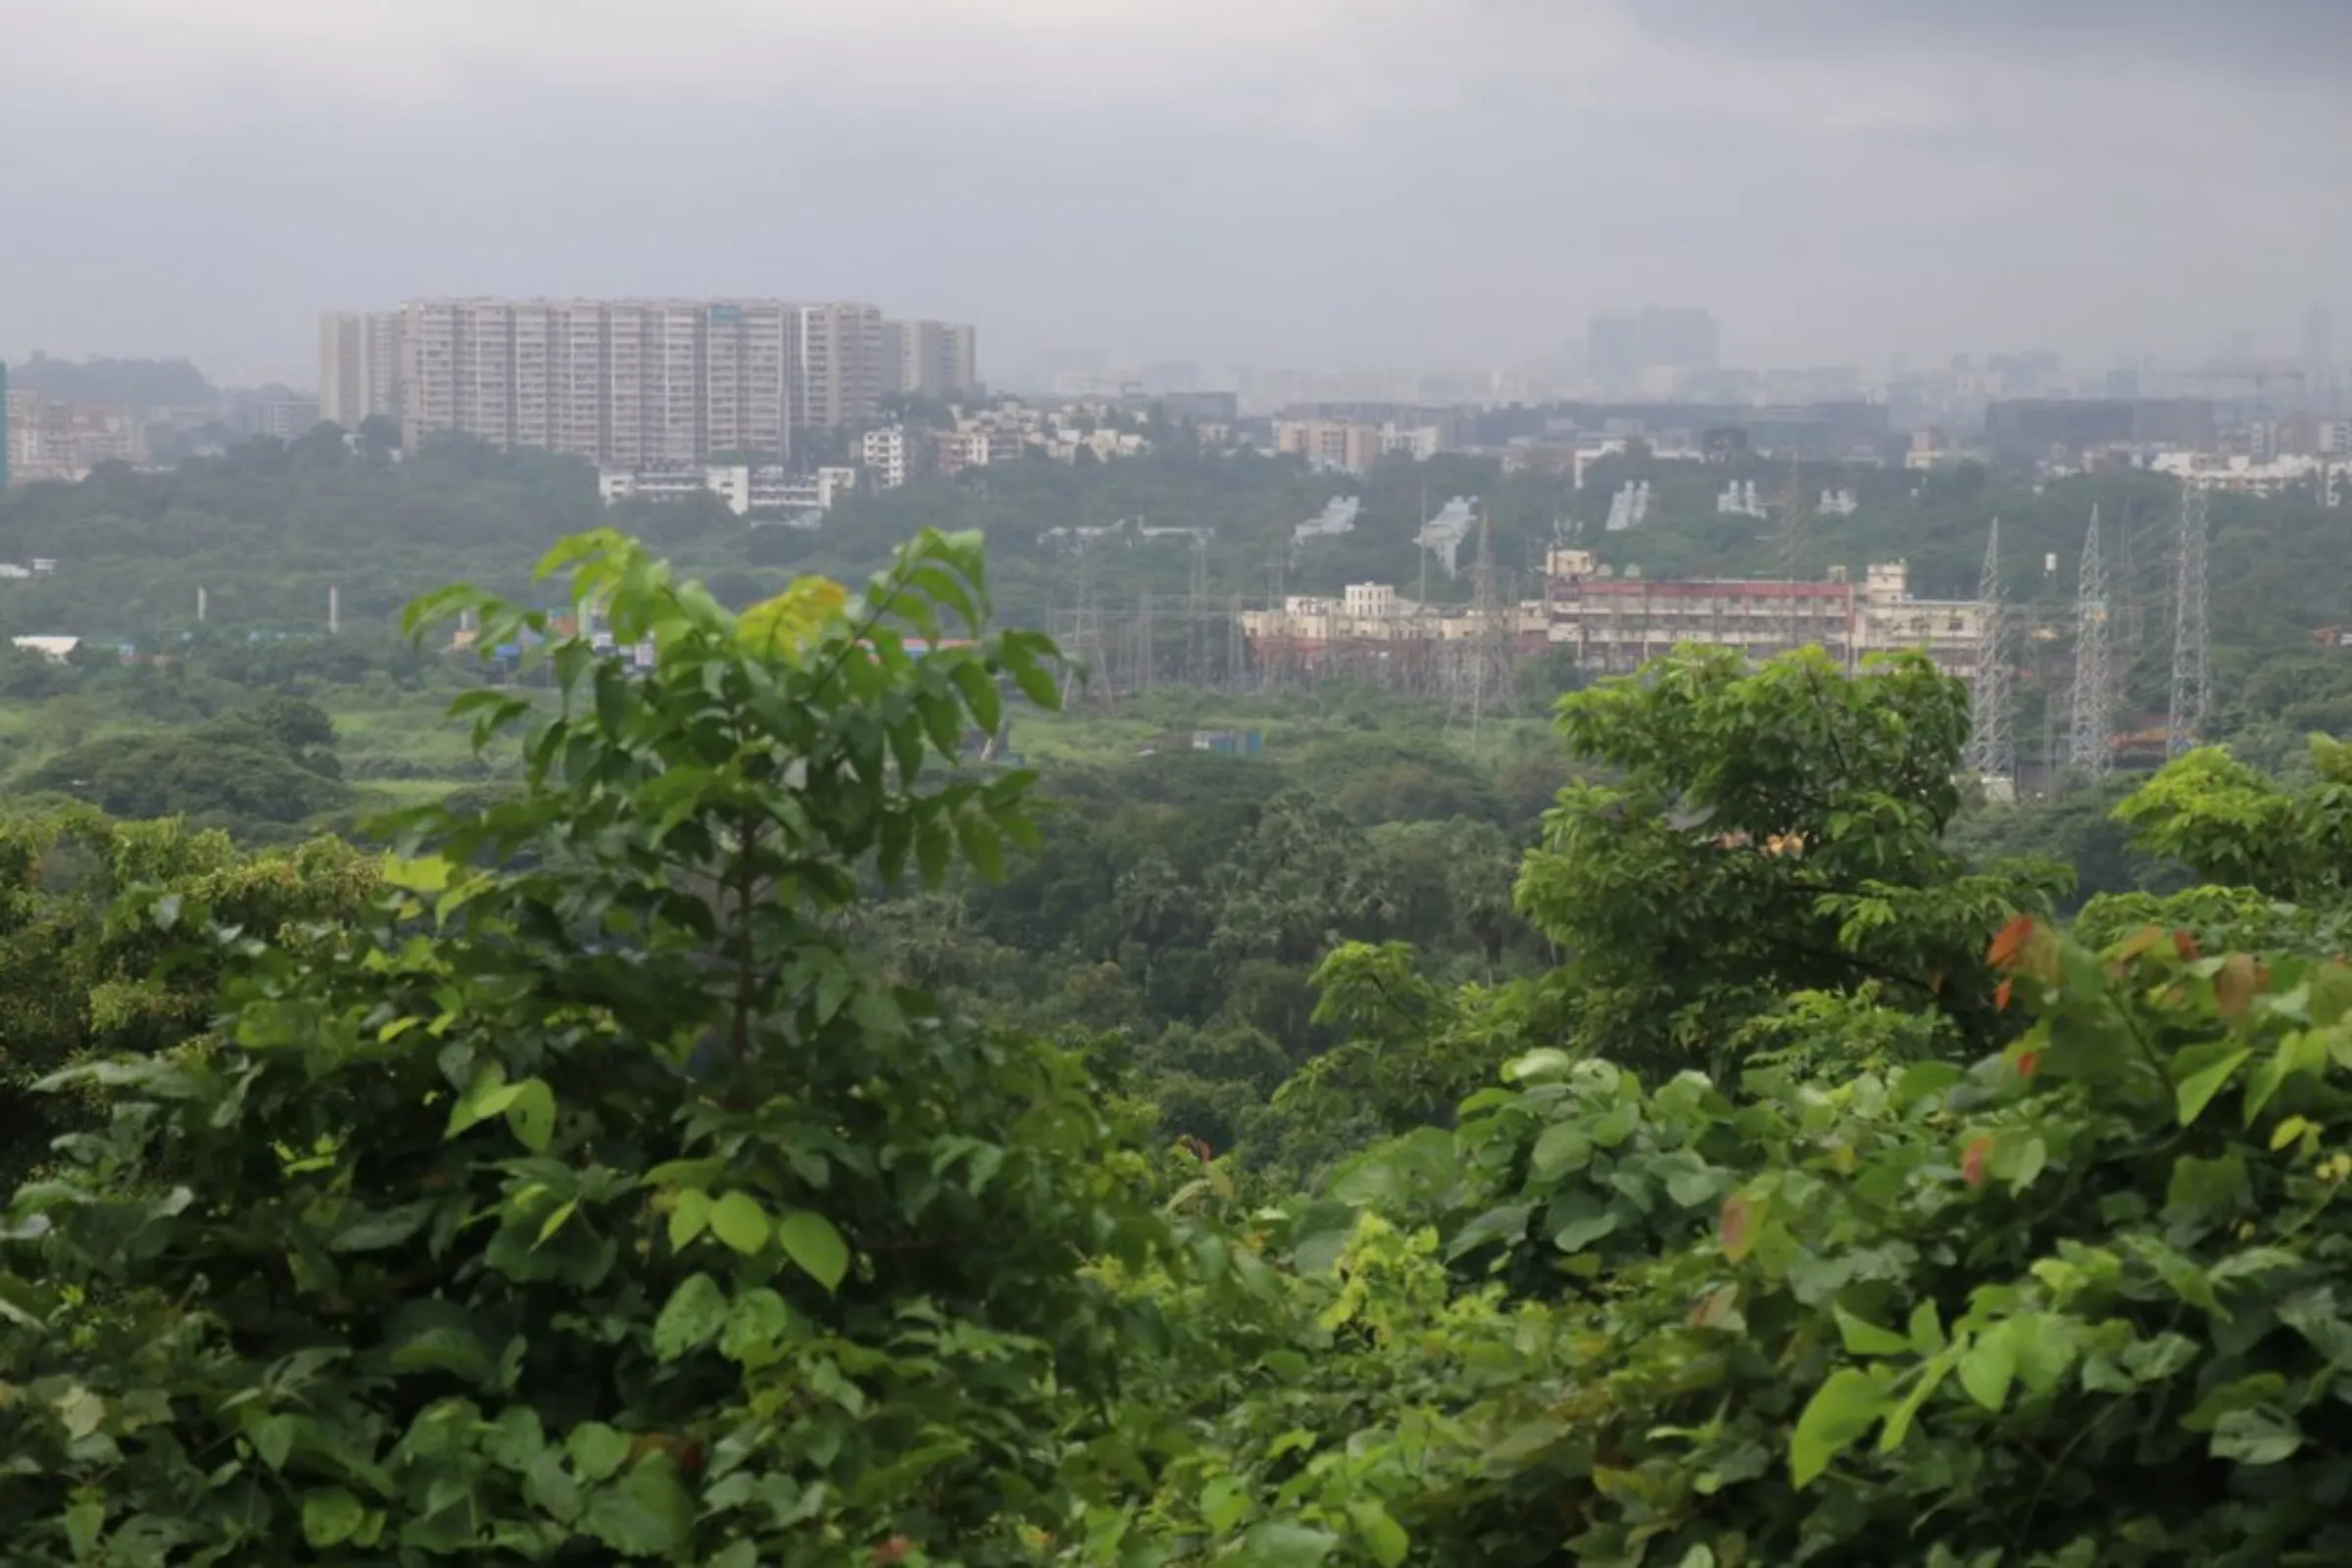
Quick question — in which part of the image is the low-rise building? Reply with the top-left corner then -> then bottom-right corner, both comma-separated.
1275,419 -> 1385,474
2148,451 -> 2342,501
862,427 -> 910,489
1542,550 -> 1983,676
599,464 -> 857,517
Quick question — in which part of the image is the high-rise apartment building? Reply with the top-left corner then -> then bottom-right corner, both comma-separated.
1638,306 -> 1720,371
2306,305 -> 2337,415
791,303 -> 886,433
882,318 -> 980,402
318,311 -> 406,429
1586,306 -> 1721,391
329,298 -> 919,465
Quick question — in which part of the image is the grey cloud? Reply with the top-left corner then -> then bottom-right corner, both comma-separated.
0,0 -> 2342,382
1625,0 -> 2352,82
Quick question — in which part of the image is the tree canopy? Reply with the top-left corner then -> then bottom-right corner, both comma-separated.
2,529 -> 2352,1563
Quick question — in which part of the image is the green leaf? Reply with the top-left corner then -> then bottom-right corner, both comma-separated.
445,1065 -> 519,1140
2175,1047 -> 2253,1126
63,1500 -> 104,1559
667,1190 -> 711,1251
914,815 -> 953,889
1790,1368 -> 1888,1488
2212,1406 -> 2302,1465
1835,1307 -> 1912,1357
250,1411 -> 294,1470
653,1273 -> 728,1361
1529,1122 -> 1592,1181
1892,1060 -> 1964,1106
536,1197 -> 580,1248
709,1192 -> 770,1255
1200,1475 -> 1249,1535
1908,1299 -> 1946,1355
567,1421 -> 633,1484
720,1288 -> 794,1367
1349,1500 -> 1409,1568
1879,1353 -> 1951,1452
1664,1164 -> 1722,1207
584,1454 -> 695,1555
524,1450 -> 583,1524
1548,1190 -> 1620,1253
1445,1201 -> 1534,1261
304,1490 -> 367,1548
1958,1325 -> 2017,1411
1239,1522 -> 1339,1565
2009,1314 -> 2079,1394
504,1078 -> 558,1152
775,1209 -> 851,1293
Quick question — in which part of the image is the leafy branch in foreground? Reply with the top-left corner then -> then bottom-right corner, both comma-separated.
0,529 -> 1200,1565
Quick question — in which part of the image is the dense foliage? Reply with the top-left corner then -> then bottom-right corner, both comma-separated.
6,517 -> 2352,1562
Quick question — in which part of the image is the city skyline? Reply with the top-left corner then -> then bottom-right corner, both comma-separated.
4,1 -> 2347,384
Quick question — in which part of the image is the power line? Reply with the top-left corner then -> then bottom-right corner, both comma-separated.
2066,504 -> 2114,780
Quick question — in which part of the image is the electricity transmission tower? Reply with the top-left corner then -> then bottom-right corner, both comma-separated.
2066,505 -> 2114,780
1964,518 -> 2014,790
1448,505 -> 1517,753
2167,482 -> 2210,757
1778,449 -> 1808,651
1185,534 -> 1211,687
1060,541 -> 1113,707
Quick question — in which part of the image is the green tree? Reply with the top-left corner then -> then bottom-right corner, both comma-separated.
0,531 -> 1194,1563
0,807 -> 374,1192
1517,645 -> 2067,1073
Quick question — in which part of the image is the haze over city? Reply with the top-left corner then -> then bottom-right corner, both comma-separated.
5,0 -> 2347,384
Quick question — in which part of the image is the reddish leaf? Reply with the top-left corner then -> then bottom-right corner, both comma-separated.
2173,928 -> 2201,961
872,1539 -> 913,1566
1986,915 -> 2035,969
1993,979 -> 2013,1012
2016,1050 -> 2039,1079
1719,1194 -> 1756,1262
2215,953 -> 2258,1018
1962,1136 -> 1991,1188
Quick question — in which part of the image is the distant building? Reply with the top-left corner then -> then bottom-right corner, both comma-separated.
325,297 -> 959,464
2305,305 -> 2336,415
1984,398 -> 2216,454
11,636 -> 79,664
1539,550 -> 1982,677
862,426 -> 910,488
790,303 -> 887,434
2,382 -> 148,483
597,463 -> 857,517
881,318 -> 978,403
1588,306 -> 1720,391
318,311 -> 406,429
1149,390 -> 1240,424
1275,419 -> 1385,474
372,298 -> 794,465
2149,452 -> 2342,501
232,397 -> 323,442
1139,361 -> 1201,395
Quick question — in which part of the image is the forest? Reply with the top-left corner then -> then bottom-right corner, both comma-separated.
0,435 -> 2351,1560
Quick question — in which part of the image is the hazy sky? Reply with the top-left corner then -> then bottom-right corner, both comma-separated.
4,0 -> 2346,385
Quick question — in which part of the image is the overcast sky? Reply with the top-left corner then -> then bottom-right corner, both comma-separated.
3,0 -> 2345,386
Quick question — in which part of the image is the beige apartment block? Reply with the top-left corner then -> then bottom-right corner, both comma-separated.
792,303 -> 886,434
884,318 -> 980,401
318,311 -> 406,429
341,297 -> 848,466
